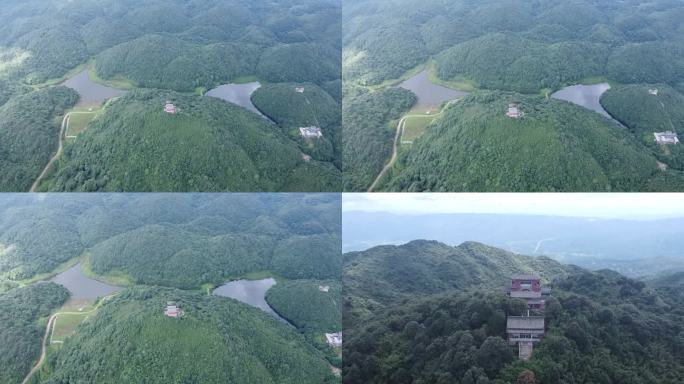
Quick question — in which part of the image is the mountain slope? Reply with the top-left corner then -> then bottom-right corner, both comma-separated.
39,287 -> 337,384
0,283 -> 69,384
343,241 -> 684,384
344,240 -> 573,324
38,89 -> 340,192
379,91 -> 684,191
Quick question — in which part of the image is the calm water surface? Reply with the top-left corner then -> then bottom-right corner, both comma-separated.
205,82 -> 271,120
213,278 -> 290,324
398,70 -> 469,109
551,83 -> 619,124
50,263 -> 124,300
62,69 -> 127,107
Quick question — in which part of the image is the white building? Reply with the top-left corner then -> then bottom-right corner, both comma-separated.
654,131 -> 679,145
164,103 -> 177,114
295,87 -> 305,93
506,104 -> 523,119
649,89 -> 659,96
319,285 -> 330,292
325,332 -> 342,348
299,126 -> 323,138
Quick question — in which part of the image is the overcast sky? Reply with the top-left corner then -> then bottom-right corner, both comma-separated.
343,193 -> 684,220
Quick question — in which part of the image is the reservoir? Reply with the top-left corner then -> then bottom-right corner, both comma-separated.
205,82 -> 271,120
398,70 -> 469,110
212,278 -> 290,324
62,69 -> 127,108
50,263 -> 124,300
551,83 -> 621,125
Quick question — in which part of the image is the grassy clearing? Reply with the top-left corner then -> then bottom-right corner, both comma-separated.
402,115 -> 436,143
51,313 -> 92,343
66,112 -> 98,137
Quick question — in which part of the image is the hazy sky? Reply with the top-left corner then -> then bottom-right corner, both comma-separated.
343,193 -> 684,220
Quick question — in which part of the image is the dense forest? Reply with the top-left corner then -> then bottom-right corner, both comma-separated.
35,89 -> 340,192
601,85 -> 684,170
0,194 -> 340,286
0,283 -> 69,384
31,287 -> 337,384
342,88 -> 415,191
0,194 -> 342,383
0,0 -> 342,192
0,87 -> 78,191
343,241 -> 684,384
343,0 -> 684,191
266,280 -> 342,334
374,92 -> 684,191
344,0 -> 684,90
252,83 -> 341,166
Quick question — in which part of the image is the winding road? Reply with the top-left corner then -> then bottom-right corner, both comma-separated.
29,113 -> 71,192
367,99 -> 460,192
21,296 -> 116,384
21,314 -> 57,384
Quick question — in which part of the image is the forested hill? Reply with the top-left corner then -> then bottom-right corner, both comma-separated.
0,0 -> 341,192
376,91 -> 684,192
0,283 -> 69,384
0,0 -> 340,90
0,194 -> 340,287
601,84 -> 684,171
343,240 -> 574,325
36,89 -> 341,192
343,0 -> 684,91
343,241 -> 684,384
34,286 -> 338,384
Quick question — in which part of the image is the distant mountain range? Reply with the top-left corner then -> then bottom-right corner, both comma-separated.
343,212 -> 684,277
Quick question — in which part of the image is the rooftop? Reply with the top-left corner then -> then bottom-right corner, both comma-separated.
507,316 -> 545,330
512,274 -> 541,280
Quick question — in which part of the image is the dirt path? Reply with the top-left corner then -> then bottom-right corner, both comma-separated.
30,113 -> 71,192
367,99 -> 460,192
21,314 -> 57,384
368,117 -> 406,192
21,295 -> 117,384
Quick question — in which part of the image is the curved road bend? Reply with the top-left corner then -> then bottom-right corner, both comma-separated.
367,99 -> 460,192
30,113 -> 71,192
21,314 -> 57,384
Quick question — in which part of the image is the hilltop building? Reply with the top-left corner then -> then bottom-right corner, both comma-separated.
164,302 -> 182,318
164,102 -> 177,114
319,285 -> 330,292
295,87 -> 305,93
299,126 -> 322,138
654,131 -> 679,145
649,89 -> 659,96
506,104 -> 523,119
325,332 -> 342,348
506,274 -> 548,309
507,316 -> 545,360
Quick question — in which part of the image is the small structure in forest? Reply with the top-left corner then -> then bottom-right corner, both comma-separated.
654,131 -> 679,145
295,87 -> 305,93
299,126 -> 323,138
506,316 -> 545,359
649,89 -> 659,96
164,302 -> 182,318
325,332 -> 342,348
506,103 -> 523,119
506,274 -> 548,309
164,102 -> 177,114
319,285 -> 330,292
